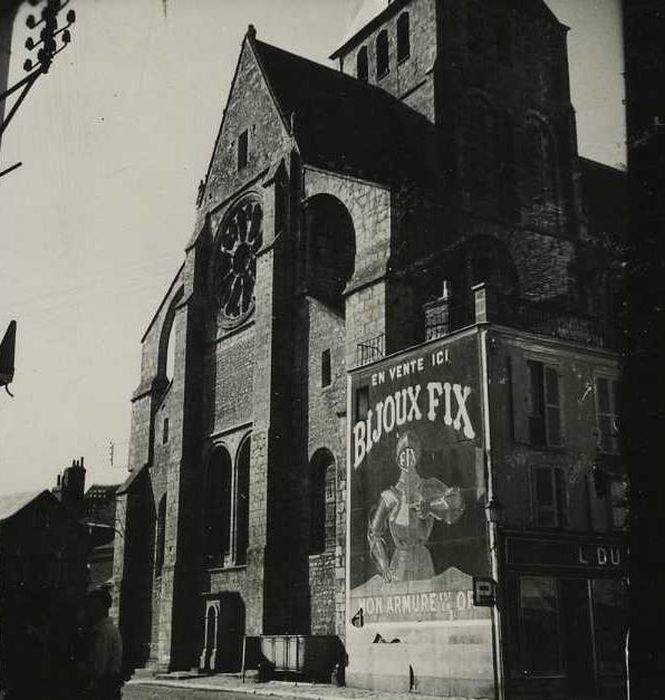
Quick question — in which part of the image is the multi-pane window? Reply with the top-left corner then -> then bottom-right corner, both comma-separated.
321,349 -> 331,388
528,361 -> 562,446
595,376 -> 619,453
357,46 -> 368,82
376,30 -> 389,78
237,129 -> 249,170
532,465 -> 566,528
397,13 -> 410,62
519,576 -> 562,674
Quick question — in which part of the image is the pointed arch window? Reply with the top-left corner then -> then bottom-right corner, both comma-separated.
234,437 -> 251,565
461,95 -> 497,199
204,448 -> 232,564
309,451 -> 336,554
357,46 -> 368,82
525,117 -> 558,204
397,13 -> 410,63
376,29 -> 389,78
155,495 -> 167,575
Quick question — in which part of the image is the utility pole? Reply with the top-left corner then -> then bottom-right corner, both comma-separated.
0,0 -> 76,178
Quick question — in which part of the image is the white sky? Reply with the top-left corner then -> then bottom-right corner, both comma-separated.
0,0 -> 625,495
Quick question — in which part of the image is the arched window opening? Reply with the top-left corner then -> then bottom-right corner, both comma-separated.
155,495 -> 167,575
468,236 -> 519,297
497,113 -> 517,216
204,448 -> 232,564
234,437 -> 251,565
525,117 -> 558,204
309,450 -> 336,555
397,13 -> 410,63
461,95 -> 497,200
357,46 -> 368,82
376,30 -> 389,78
158,290 -> 183,386
303,194 -> 356,311
165,320 -> 176,383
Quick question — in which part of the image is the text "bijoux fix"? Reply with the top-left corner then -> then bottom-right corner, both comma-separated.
353,382 -> 475,469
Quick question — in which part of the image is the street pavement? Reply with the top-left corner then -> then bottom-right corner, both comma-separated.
125,687 -> 278,700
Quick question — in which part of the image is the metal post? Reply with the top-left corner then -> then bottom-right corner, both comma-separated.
479,327 -> 505,700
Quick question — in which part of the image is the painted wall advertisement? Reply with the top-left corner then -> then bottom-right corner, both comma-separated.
346,335 -> 493,692
349,335 -> 490,622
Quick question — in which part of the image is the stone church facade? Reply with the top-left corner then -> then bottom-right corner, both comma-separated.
113,1 -> 625,697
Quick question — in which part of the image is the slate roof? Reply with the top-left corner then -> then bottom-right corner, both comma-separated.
253,39 -> 439,187
578,157 -> 627,242
0,489 -> 48,522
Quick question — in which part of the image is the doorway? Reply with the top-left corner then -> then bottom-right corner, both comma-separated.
199,594 -> 246,673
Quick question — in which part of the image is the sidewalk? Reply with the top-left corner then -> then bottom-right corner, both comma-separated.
128,673 -> 475,700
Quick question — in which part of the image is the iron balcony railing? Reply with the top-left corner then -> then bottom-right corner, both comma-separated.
356,332 -> 385,367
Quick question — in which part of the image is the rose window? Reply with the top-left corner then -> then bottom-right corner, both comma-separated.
214,200 -> 263,322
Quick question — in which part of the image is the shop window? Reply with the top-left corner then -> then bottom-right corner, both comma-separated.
321,349 -> 331,388
357,46 -> 368,82
155,495 -> 167,575
610,477 -> 628,530
376,30 -> 389,78
397,13 -> 410,62
237,129 -> 249,170
592,578 -> 627,676
355,386 -> 370,422
595,376 -> 619,453
234,437 -> 251,565
528,361 -> 562,446
309,450 -> 336,554
519,576 -> 562,674
533,466 -> 566,529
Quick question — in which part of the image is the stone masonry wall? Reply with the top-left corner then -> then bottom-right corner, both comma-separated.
338,0 -> 438,124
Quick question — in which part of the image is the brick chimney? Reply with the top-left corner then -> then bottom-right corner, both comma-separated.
54,456 -> 86,517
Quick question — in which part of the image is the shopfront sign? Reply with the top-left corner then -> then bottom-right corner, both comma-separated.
473,577 -> 496,606
505,536 -> 627,572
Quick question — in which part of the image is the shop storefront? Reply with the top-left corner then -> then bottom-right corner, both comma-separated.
501,531 -> 627,700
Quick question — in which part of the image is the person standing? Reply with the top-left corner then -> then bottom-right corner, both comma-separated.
79,589 -> 123,700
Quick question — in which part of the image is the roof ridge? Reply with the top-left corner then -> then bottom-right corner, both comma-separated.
253,38 -> 428,118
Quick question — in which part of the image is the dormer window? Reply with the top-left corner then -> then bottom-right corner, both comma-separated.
397,13 -> 410,63
357,46 -> 368,82
237,129 -> 248,170
376,29 -> 389,78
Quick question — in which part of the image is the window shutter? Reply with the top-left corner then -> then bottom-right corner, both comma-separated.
528,361 -> 546,445
534,466 -> 555,527
511,357 -> 530,443
544,367 -> 562,445
554,468 -> 566,528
